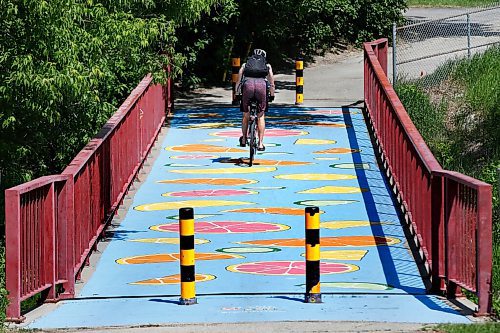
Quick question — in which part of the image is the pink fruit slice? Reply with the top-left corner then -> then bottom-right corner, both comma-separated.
151,221 -> 290,234
226,261 -> 358,275
162,189 -> 257,197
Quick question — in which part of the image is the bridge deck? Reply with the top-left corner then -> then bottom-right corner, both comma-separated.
27,106 -> 469,329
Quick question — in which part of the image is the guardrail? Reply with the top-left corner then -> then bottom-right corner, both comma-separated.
5,73 -> 171,322
364,38 -> 492,315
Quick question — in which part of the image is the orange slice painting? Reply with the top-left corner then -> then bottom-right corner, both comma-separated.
134,200 -> 253,211
131,274 -> 216,285
300,250 -> 368,261
237,236 -> 401,247
314,148 -> 360,154
223,207 -> 324,216
157,178 -> 258,186
116,252 -> 243,265
217,158 -> 312,166
166,144 -> 246,153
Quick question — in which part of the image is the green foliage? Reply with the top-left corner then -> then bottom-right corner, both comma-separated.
396,46 -> 500,316
407,0 -> 497,7
0,239 -> 7,325
177,0 -> 407,87
434,323 -> 500,333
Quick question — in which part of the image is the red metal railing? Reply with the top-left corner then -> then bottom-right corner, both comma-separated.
364,38 -> 492,315
5,74 -> 171,322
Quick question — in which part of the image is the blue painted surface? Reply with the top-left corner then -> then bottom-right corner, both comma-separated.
27,107 -> 470,328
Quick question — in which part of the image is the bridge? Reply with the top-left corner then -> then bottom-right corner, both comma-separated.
4,39 -> 493,329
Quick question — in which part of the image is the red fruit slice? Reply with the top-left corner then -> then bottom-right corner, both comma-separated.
151,221 -> 290,234
226,261 -> 358,275
162,189 -> 256,197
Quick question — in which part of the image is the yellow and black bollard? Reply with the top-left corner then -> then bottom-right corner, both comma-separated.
295,57 -> 304,105
231,57 -> 241,105
305,206 -> 321,303
179,207 -> 197,305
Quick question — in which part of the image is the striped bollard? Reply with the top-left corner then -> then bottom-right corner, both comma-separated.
231,57 -> 241,105
295,57 -> 304,105
305,206 -> 321,303
179,207 -> 197,305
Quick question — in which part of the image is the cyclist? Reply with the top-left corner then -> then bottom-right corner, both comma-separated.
236,48 -> 275,151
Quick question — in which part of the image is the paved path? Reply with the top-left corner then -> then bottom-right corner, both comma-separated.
24,105 -> 469,330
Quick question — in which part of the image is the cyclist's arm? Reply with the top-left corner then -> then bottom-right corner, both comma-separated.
267,64 -> 275,96
236,64 -> 245,95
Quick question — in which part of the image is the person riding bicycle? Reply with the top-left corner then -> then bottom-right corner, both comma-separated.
236,48 -> 275,151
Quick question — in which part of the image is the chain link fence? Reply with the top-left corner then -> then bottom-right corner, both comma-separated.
393,3 -> 500,86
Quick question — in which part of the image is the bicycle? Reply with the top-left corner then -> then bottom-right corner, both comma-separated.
247,98 -> 259,167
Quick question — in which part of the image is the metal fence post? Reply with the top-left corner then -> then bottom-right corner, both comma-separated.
392,22 -> 397,85
467,14 -> 471,59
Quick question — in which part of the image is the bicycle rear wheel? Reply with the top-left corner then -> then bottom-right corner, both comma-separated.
249,120 -> 256,166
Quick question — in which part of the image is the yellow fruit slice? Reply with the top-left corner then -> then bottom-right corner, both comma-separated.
294,139 -> 337,145
314,148 -> 360,154
321,221 -> 386,230
131,274 -> 216,285
275,174 -> 356,181
300,250 -> 368,261
134,200 -> 253,211
298,186 -> 368,194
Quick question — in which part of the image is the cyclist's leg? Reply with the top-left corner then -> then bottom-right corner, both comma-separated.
255,79 -> 267,150
241,80 -> 255,144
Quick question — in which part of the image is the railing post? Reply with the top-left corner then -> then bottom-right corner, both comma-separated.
5,189 -> 24,322
431,174 -> 446,293
392,23 -> 397,85
476,186 -> 492,316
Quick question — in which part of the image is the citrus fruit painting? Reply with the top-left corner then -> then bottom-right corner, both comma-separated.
151,221 -> 290,234
131,274 -> 216,285
294,200 -> 358,206
298,186 -> 368,194
116,253 -> 243,265
223,207 -> 324,216
134,200 -> 253,211
216,158 -> 311,166
170,155 -> 219,159
226,261 -> 359,275
170,167 -> 276,174
210,129 -> 308,138
166,144 -> 246,153
274,174 -> 356,181
129,238 -> 210,245
294,138 -> 336,145
300,250 -> 368,261
216,247 -> 281,254
313,148 -> 360,154
237,236 -> 401,247
162,189 -> 257,197
157,178 -> 258,186
320,221 -> 387,230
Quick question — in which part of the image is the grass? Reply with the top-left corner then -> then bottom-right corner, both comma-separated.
396,46 -> 500,317
407,0 -> 499,7
433,323 -> 500,332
